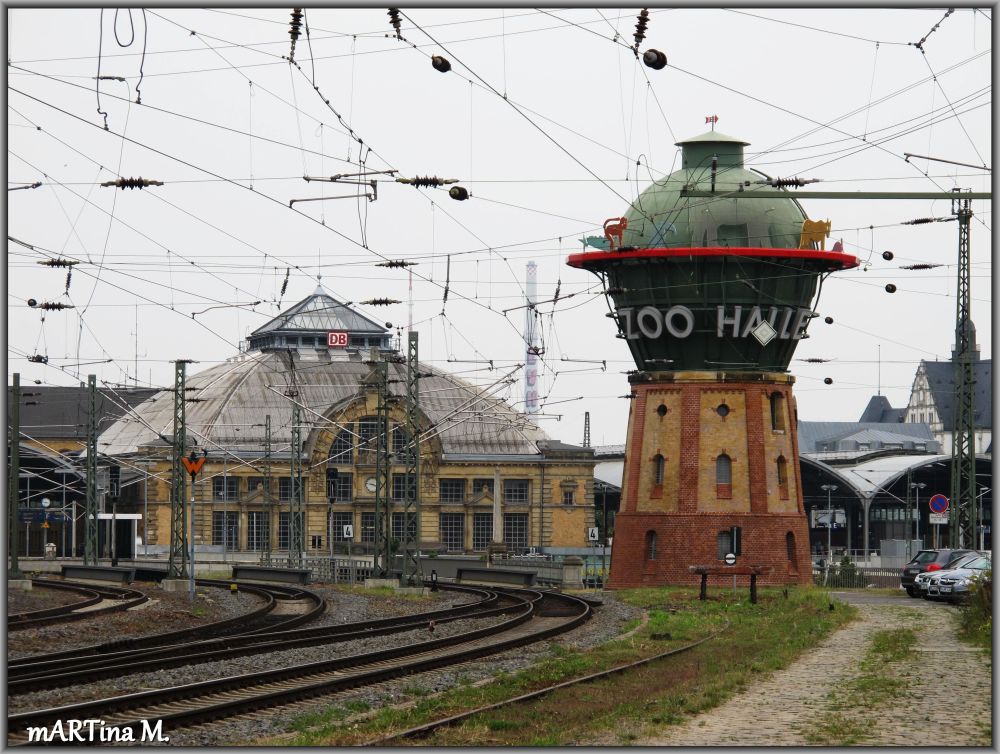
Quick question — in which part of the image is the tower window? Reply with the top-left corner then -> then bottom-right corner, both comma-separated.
716,454 -> 732,498
770,392 -> 786,431
716,403 -> 730,417
716,530 -> 732,560
786,531 -> 796,562
653,453 -> 665,486
645,530 -> 657,561
777,455 -> 789,499
656,404 -> 668,417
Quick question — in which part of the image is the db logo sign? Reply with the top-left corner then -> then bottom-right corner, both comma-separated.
327,331 -> 348,348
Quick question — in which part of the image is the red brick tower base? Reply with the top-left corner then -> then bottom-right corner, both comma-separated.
607,371 -> 814,588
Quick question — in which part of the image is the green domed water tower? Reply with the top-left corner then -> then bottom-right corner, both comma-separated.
569,129 -> 858,587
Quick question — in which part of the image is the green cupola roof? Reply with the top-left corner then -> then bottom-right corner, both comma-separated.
619,128 -> 808,250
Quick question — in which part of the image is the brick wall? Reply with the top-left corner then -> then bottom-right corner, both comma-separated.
607,511 -> 813,587
608,373 -> 812,587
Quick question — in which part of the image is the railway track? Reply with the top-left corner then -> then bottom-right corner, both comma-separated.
7,580 -> 148,631
10,578 -> 321,665
7,583 -> 500,694
8,587 -> 591,746
365,614 -> 730,746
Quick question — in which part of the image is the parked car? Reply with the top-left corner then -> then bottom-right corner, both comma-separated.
900,549 -> 975,597
914,552 -> 985,598
926,555 -> 992,603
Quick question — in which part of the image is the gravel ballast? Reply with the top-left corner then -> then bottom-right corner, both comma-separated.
8,586 -> 641,746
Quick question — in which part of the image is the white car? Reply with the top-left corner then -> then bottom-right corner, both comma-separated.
926,555 -> 992,603
916,552 -> 984,598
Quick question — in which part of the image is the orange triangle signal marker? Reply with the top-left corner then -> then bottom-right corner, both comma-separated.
181,456 -> 207,475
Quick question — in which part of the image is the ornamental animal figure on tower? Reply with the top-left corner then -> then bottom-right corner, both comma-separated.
798,219 -> 832,250
604,216 -> 628,251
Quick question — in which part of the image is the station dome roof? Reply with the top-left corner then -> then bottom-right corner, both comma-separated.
98,290 -> 546,458
620,129 -> 808,250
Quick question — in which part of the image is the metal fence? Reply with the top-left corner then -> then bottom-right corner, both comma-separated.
812,565 -> 901,589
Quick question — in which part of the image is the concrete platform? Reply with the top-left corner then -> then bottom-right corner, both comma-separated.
8,578 -> 32,592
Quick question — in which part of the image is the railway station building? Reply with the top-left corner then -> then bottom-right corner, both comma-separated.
90,287 -> 597,559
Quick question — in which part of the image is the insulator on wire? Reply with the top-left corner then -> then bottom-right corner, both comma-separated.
288,8 -> 304,61
900,263 -> 942,270
755,177 -> 820,188
431,55 -> 451,73
632,8 -> 649,54
882,250 -> 894,260
376,260 -> 417,268
902,216 -> 950,225
280,268 -> 290,297
448,186 -> 469,201
35,301 -> 75,311
885,284 -> 897,293
65,270 -> 72,292
396,175 -> 459,188
642,48 -> 667,70
100,177 -> 164,190
360,298 -> 400,306
28,354 -> 48,363
387,8 -> 402,39
37,258 -> 79,267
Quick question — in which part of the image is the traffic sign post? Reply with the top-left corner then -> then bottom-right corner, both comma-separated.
929,495 -> 948,548
724,552 -> 737,594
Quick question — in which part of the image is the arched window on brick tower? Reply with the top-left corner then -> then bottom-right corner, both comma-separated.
653,454 -> 665,485
770,392 -> 786,431
645,530 -> 657,561
716,454 -> 732,498
776,455 -> 789,499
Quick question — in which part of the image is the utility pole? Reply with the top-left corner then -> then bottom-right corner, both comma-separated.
400,332 -> 422,586
949,193 -> 977,548
168,361 -> 189,578
284,349 -> 304,568
260,414 -> 272,565
374,360 -> 392,577
85,374 -> 99,565
9,373 -> 22,578
288,401 -> 304,567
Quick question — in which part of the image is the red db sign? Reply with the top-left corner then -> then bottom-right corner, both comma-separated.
327,331 -> 348,348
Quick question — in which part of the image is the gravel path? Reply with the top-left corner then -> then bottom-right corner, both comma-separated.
621,593 -> 992,747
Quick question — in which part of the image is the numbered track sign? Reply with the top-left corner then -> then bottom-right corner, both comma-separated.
342,524 -> 354,539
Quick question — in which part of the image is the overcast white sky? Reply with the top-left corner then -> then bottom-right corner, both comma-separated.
7,7 -> 992,446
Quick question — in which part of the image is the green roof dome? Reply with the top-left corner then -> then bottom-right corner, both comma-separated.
621,130 -> 807,250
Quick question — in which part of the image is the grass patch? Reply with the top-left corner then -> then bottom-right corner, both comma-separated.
268,586 -> 853,746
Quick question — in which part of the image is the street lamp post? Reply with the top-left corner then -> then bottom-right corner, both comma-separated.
820,484 -> 838,577
910,482 -> 926,549
976,486 -> 991,550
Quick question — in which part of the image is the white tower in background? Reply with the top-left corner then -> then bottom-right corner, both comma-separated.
524,261 -> 540,413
